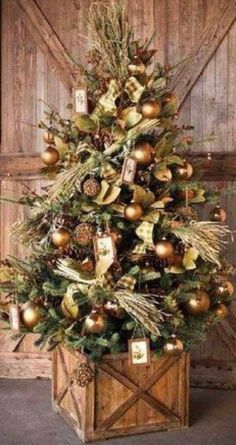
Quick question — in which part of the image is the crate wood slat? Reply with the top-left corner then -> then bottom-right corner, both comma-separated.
52,345 -> 189,442
0,352 -> 51,378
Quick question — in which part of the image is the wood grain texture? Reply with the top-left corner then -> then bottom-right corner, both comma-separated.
0,352 -> 51,378
52,345 -> 189,442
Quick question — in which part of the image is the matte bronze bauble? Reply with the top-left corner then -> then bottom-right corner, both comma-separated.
155,240 -> 174,259
103,301 -> 126,320
127,57 -> 146,76
124,203 -> 144,221
141,100 -> 161,119
41,146 -> 59,166
214,281 -> 234,300
164,336 -> 184,356
213,303 -> 229,319
175,162 -> 193,179
210,205 -> 227,224
84,310 -> 108,334
184,290 -> 210,315
155,167 -> 172,182
43,130 -> 55,144
132,142 -> 155,166
167,254 -> 183,267
21,301 -> 41,329
52,227 -> 71,248
110,227 -> 123,246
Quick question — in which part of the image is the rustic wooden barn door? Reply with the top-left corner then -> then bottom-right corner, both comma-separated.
1,0 -> 236,385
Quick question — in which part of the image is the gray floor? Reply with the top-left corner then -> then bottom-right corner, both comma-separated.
0,380 -> 236,445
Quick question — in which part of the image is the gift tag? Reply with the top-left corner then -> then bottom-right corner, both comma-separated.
121,156 -> 137,184
93,234 -> 117,264
74,86 -> 88,114
9,303 -> 21,332
128,338 -> 150,366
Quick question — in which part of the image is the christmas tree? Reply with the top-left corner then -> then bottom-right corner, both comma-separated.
0,0 -> 234,361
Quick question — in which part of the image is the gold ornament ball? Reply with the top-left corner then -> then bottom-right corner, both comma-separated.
215,281 -> 234,300
124,203 -> 144,221
103,301 -> 126,320
184,290 -> 210,315
133,142 -> 155,166
110,227 -> 123,246
155,167 -> 172,182
164,336 -> 184,356
175,162 -> 193,180
210,205 -> 227,224
41,146 -> 59,166
141,100 -> 161,119
21,301 -> 41,329
52,227 -> 71,248
84,310 -> 108,334
43,130 -> 55,144
155,240 -> 174,259
213,303 -> 229,319
128,57 -> 146,76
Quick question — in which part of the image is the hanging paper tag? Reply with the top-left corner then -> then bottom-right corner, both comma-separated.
74,87 -> 88,114
9,303 -> 21,332
121,156 -> 137,184
128,338 -> 150,366
93,234 -> 117,264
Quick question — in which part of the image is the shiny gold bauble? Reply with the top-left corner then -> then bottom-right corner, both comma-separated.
141,100 -> 161,119
103,301 -> 126,320
210,205 -> 227,224
110,227 -> 123,246
51,227 -> 71,248
167,254 -> 183,267
155,167 -> 172,182
175,162 -> 193,179
127,57 -> 146,76
84,310 -> 108,334
132,142 -> 155,166
184,290 -> 210,315
213,303 -> 229,319
43,130 -> 55,144
155,240 -> 174,259
214,281 -> 234,300
164,336 -> 184,356
41,146 -> 59,166
124,203 -> 144,221
21,301 -> 41,329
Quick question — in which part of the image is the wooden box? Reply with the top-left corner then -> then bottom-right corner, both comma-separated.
52,345 -> 189,442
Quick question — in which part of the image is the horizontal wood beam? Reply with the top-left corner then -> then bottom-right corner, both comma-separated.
0,152 -> 235,181
11,0 -> 77,92
0,352 -> 51,379
171,1 -> 236,106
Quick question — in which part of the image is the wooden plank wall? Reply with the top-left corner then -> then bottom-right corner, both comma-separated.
1,0 -> 236,381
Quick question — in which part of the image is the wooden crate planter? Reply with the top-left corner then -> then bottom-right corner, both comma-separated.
52,345 -> 189,442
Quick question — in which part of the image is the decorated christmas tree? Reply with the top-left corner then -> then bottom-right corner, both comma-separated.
0,0 -> 234,362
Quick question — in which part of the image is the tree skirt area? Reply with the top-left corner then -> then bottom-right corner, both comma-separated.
0,379 -> 236,445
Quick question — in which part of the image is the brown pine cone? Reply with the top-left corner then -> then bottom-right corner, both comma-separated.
61,245 -> 87,261
177,206 -> 198,221
175,242 -> 185,256
75,223 -> 95,246
82,178 -> 101,197
110,261 -> 123,281
150,257 -> 169,270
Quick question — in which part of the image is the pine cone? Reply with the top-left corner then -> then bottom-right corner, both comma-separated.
177,206 -> 198,221
44,296 -> 62,309
61,245 -> 87,261
150,256 -> 169,270
82,178 -> 101,197
75,223 -> 95,246
110,261 -> 123,281
175,242 -> 185,256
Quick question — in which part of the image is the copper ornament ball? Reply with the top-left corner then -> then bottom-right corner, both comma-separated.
213,303 -> 229,319
51,227 -> 71,248
141,100 -> 161,119
127,57 -> 146,76
155,240 -> 174,259
210,205 -> 227,224
155,167 -> 172,182
124,203 -> 144,221
164,336 -> 184,356
43,130 -> 55,144
167,254 -> 183,267
214,281 -> 234,300
175,162 -> 193,180
41,146 -> 59,166
103,301 -> 126,320
184,290 -> 210,315
132,142 -> 155,166
21,301 -> 41,329
162,92 -> 177,106
84,310 -> 108,334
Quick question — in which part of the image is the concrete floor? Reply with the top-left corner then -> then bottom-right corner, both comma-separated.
0,380 -> 236,445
